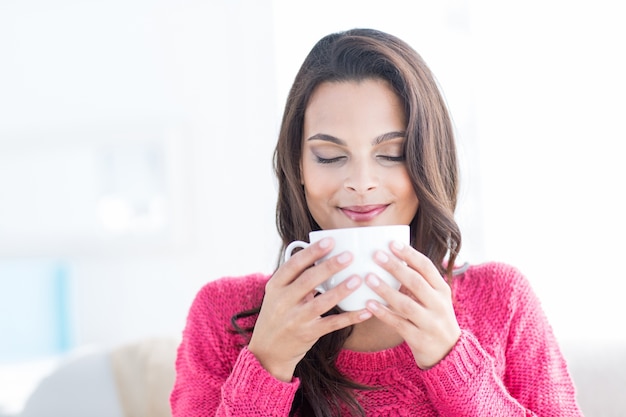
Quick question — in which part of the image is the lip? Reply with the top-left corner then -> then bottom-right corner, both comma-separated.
340,204 -> 388,222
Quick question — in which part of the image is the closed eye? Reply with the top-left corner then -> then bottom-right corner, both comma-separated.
377,155 -> 405,162
316,155 -> 346,164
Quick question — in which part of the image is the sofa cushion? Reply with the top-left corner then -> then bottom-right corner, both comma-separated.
109,337 -> 179,417
562,342 -> 626,417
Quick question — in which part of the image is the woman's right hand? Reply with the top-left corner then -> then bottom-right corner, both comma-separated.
247,237 -> 372,382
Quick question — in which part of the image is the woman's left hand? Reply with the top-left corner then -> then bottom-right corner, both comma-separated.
365,240 -> 461,369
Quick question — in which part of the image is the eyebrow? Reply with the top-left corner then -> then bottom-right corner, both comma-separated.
306,131 -> 406,146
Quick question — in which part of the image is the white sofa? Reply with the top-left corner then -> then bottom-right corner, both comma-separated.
15,338 -> 178,417
562,342 -> 626,416
12,337 -> 626,417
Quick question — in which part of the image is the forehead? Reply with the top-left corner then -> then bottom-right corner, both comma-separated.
304,79 -> 406,138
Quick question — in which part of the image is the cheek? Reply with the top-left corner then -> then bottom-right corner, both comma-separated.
400,178 -> 418,204
303,176 -> 336,204
303,185 -> 333,229
302,162 -> 339,198
302,170 -> 341,227
393,171 -> 419,214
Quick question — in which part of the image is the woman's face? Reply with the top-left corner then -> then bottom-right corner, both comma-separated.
301,79 -> 419,230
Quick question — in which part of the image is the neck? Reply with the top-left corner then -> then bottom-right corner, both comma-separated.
343,316 -> 404,352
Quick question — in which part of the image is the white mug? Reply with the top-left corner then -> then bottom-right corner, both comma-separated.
284,225 -> 409,311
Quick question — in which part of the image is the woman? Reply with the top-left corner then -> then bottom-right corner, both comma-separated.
171,28 -> 582,416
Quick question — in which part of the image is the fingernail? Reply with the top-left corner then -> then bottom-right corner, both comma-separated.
337,251 -> 352,264
392,240 -> 405,250
359,311 -> 372,320
367,301 -> 379,311
374,251 -> 389,263
319,237 -> 332,248
346,276 -> 361,289
366,274 -> 380,287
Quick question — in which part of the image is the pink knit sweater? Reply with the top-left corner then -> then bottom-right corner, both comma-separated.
171,262 -> 583,416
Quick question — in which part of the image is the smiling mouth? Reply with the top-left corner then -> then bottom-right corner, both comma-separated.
340,205 -> 388,222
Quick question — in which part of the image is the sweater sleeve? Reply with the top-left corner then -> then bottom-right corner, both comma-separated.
170,277 -> 300,417
420,266 -> 583,416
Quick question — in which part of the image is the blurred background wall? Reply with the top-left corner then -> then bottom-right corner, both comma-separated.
1,0 -> 624,412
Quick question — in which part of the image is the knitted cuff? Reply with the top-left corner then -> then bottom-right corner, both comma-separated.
222,347 -> 300,416
421,330 -> 494,406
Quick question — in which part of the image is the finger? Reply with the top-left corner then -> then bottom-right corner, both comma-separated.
365,273 -> 427,320
315,308 -> 373,336
270,237 -> 335,287
372,250 -> 435,305
387,241 -> 449,291
291,250 -> 353,297
305,275 -> 363,317
364,298 -> 417,335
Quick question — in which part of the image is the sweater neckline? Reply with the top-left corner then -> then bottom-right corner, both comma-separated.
337,341 -> 414,372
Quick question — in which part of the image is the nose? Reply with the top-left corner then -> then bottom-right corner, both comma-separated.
344,159 -> 378,193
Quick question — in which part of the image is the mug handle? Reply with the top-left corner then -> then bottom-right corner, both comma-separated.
284,240 -> 326,294
284,240 -> 309,262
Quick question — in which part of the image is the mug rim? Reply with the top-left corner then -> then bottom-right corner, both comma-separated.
309,224 -> 409,236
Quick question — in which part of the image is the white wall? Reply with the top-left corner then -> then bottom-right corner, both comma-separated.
469,0 -> 626,343
1,0 -> 624,364
0,0 -> 281,352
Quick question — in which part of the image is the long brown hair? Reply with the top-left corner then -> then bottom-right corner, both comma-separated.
233,28 -> 462,416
